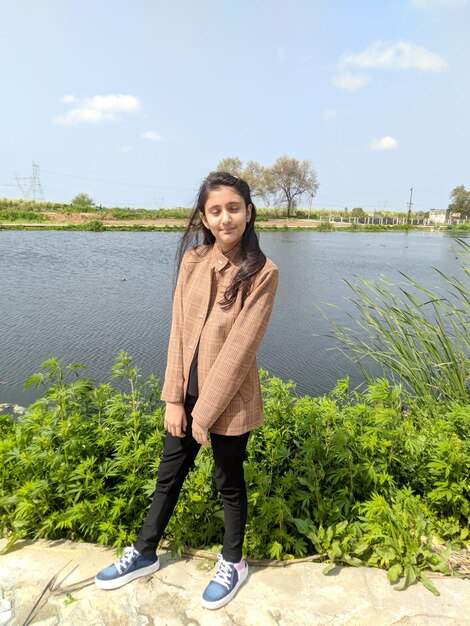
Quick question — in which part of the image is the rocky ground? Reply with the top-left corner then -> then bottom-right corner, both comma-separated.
0,539 -> 469,626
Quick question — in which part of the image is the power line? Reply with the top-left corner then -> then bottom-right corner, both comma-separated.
13,162 -> 45,200
41,169 -> 193,192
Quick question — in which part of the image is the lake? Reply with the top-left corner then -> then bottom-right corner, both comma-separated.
0,229 -> 467,407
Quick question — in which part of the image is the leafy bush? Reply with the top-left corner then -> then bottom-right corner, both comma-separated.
70,193 -> 95,212
1,356 -> 468,595
315,221 -> 334,231
0,210 -> 49,223
0,354 -> 164,553
0,198 -> 66,212
104,208 -> 192,220
81,220 -> 105,232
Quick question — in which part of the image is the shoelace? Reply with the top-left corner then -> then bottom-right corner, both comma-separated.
211,555 -> 234,590
114,546 -> 139,574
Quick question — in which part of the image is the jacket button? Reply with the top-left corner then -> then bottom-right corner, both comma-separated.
198,314 -> 203,318
188,345 -> 193,349
218,259 -> 223,264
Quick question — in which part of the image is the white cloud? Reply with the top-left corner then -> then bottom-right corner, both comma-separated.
331,71 -> 370,92
323,108 -> 350,120
55,94 -> 141,124
339,40 -> 447,72
118,146 -> 133,153
141,131 -> 163,141
410,0 -> 465,7
369,136 -> 398,151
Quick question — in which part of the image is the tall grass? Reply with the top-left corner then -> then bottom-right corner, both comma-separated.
0,210 -> 50,223
321,239 -> 470,408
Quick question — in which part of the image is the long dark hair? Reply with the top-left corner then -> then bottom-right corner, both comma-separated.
176,171 -> 266,309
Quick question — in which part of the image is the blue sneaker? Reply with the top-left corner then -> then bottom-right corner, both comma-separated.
201,554 -> 248,610
95,546 -> 159,590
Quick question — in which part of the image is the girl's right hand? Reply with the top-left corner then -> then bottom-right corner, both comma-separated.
164,402 -> 187,437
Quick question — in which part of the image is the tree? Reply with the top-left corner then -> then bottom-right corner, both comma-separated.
71,193 -> 95,212
243,160 -> 271,206
215,155 -> 320,214
351,207 -> 366,218
216,157 -> 244,178
449,185 -> 470,219
267,156 -> 319,217
216,157 -> 271,204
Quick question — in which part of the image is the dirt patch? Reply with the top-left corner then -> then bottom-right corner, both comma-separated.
42,212 -> 345,228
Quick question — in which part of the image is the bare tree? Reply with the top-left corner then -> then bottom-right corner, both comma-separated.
216,158 -> 270,204
243,160 -> 271,205
216,157 -> 244,178
215,155 -> 320,215
268,156 -> 319,217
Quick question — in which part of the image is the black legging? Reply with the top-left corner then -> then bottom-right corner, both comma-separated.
134,394 -> 250,563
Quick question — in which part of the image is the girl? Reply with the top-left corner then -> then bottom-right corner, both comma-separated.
95,172 -> 279,610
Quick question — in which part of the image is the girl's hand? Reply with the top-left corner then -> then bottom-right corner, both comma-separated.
164,402 -> 187,437
192,421 -> 210,447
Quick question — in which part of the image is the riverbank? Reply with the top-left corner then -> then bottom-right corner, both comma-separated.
1,211 -> 468,232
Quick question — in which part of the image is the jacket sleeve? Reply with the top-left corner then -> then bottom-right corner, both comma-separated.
191,264 -> 279,430
160,256 -> 186,404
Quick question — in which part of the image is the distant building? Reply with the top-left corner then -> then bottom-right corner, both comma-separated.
428,208 -> 450,224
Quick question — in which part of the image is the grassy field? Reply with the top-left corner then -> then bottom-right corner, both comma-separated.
1,199 -> 469,232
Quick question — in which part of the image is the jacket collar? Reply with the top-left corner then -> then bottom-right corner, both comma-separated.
211,241 -> 243,272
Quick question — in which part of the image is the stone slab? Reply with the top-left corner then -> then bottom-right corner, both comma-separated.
0,539 -> 469,626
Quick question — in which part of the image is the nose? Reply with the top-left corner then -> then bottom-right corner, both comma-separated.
221,210 -> 232,224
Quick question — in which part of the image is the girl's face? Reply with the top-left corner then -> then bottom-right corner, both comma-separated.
200,186 -> 252,253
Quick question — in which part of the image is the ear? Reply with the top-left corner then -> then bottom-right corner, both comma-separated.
200,211 -> 209,229
246,204 -> 252,222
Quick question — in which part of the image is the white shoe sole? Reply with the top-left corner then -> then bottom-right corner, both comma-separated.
94,559 -> 160,590
201,562 -> 249,610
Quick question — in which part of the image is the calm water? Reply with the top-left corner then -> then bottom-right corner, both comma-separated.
0,230 -> 467,407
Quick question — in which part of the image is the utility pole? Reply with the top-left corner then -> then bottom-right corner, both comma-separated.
407,187 -> 413,224
14,172 -> 31,198
14,162 -> 45,200
30,163 -> 45,200
308,192 -> 314,220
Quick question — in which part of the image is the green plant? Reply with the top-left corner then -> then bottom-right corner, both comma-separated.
0,210 -> 49,223
315,221 -> 334,231
320,239 -> 470,408
81,220 -> 105,232
0,361 -> 468,594
0,353 -> 164,552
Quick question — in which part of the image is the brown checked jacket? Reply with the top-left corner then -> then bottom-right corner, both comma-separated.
160,241 -> 279,436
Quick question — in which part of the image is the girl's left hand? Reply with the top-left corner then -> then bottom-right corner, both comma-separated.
192,421 -> 210,447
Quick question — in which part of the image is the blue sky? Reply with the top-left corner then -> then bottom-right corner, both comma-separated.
1,0 -> 469,212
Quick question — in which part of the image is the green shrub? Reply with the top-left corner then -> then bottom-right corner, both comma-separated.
0,354 -> 164,552
0,356 -> 468,595
81,220 -> 105,231
0,210 -> 49,223
315,221 -> 334,231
